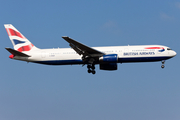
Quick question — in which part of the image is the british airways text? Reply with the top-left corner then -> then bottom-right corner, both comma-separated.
124,52 -> 155,56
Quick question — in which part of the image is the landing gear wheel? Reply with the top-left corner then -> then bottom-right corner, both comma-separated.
88,69 -> 92,73
161,60 -> 165,69
87,64 -> 96,74
161,65 -> 165,69
92,70 -> 96,74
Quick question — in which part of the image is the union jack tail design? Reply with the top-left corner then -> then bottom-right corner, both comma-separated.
4,24 -> 39,52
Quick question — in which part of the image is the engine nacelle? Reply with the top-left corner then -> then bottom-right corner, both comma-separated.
100,63 -> 117,70
99,54 -> 118,63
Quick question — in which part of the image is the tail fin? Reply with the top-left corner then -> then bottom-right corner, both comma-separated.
4,24 -> 39,52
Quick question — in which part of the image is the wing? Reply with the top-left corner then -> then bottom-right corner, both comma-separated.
62,36 -> 105,58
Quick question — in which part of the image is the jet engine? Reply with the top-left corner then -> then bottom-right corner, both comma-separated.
99,54 -> 118,63
99,63 -> 117,70
99,54 -> 118,70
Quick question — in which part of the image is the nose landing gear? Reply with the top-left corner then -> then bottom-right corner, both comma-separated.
87,64 -> 96,74
161,60 -> 165,69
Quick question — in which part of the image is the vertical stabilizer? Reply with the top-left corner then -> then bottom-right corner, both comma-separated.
4,24 -> 39,52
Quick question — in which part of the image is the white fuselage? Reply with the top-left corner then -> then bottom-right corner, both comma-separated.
13,45 -> 176,65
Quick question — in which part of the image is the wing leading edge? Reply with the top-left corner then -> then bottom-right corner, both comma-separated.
62,36 -> 105,58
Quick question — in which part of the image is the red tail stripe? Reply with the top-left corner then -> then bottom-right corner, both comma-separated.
17,43 -> 34,52
6,28 -> 25,39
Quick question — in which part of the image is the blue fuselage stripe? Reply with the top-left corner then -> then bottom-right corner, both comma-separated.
33,56 -> 172,65
34,59 -> 83,65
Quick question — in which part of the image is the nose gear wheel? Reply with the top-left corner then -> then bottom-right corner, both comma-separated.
161,60 -> 165,69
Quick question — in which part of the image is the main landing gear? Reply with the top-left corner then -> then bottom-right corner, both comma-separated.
87,64 -> 96,74
161,60 -> 165,69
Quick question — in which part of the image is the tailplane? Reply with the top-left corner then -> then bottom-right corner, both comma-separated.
4,24 -> 39,52
5,48 -> 30,59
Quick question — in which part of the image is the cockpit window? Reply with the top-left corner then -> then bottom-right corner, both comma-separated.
167,48 -> 172,50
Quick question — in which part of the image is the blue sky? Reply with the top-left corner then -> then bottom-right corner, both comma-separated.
0,0 -> 180,120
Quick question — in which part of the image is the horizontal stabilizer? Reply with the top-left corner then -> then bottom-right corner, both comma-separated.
5,48 -> 30,57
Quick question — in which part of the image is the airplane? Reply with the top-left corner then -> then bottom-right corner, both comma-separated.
4,24 -> 177,74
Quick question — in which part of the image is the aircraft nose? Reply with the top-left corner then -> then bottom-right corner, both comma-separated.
172,50 -> 177,57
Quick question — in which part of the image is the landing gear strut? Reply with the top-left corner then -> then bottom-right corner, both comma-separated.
87,64 -> 96,74
161,60 -> 165,69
